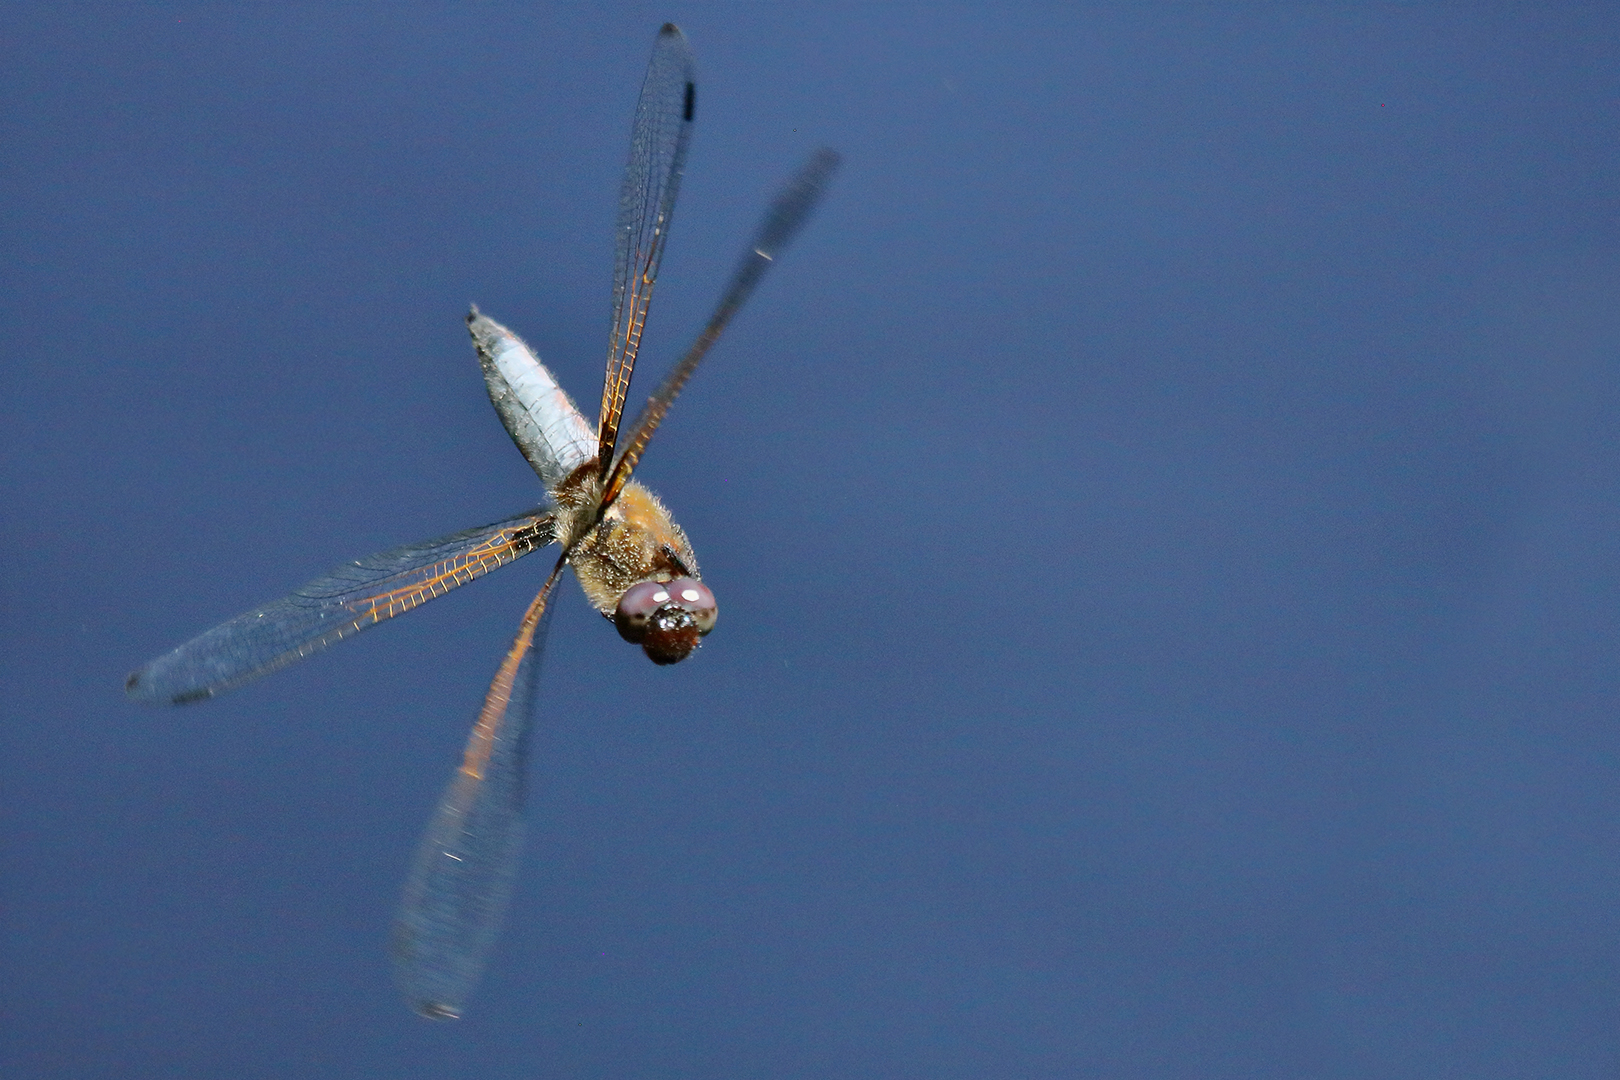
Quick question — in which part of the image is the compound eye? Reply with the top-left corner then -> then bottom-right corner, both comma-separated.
614,580 -> 673,643
665,577 -> 717,635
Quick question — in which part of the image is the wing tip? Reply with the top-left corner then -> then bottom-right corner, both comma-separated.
124,666 -> 164,703
412,1000 -> 462,1022
125,666 -> 215,706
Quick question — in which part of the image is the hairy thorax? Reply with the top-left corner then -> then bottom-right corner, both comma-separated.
553,464 -> 700,619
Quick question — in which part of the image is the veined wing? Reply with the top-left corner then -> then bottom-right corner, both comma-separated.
469,308 -> 598,491
605,148 -> 840,504
125,510 -> 556,706
392,554 -> 567,1020
597,23 -> 695,476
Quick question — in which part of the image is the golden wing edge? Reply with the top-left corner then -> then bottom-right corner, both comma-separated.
125,510 -> 556,706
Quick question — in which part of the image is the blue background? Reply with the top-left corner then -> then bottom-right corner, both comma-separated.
5,4 -> 1620,1077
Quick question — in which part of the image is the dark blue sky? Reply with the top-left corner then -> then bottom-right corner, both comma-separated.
5,5 -> 1620,1078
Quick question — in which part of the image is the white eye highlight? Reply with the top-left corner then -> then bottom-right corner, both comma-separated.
614,577 -> 718,653
665,577 -> 717,636
614,580 -> 671,644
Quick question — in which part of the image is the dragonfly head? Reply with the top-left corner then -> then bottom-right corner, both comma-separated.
614,576 -> 716,665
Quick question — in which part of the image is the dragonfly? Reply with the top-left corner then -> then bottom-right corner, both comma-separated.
125,23 -> 838,1020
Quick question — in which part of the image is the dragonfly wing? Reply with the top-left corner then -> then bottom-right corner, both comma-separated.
605,148 -> 841,502
391,556 -> 566,1020
125,510 -> 556,706
469,308 -> 598,491
597,23 -> 695,472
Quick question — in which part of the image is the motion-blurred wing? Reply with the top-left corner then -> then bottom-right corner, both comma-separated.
597,22 -> 695,475
391,555 -> 566,1020
125,510 -> 556,706
605,148 -> 840,503
468,308 -> 598,491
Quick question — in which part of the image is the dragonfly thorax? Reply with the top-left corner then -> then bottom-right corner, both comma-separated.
567,476 -> 704,657
550,460 -> 607,551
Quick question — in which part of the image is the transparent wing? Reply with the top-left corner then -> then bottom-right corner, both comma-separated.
391,555 -> 567,1020
597,22 -> 695,476
604,148 -> 841,504
469,307 -> 598,492
125,510 -> 556,706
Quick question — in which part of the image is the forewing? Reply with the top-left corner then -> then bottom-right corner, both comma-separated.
391,556 -> 566,1020
125,510 -> 556,706
605,148 -> 841,503
469,308 -> 598,491
598,23 -> 695,473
